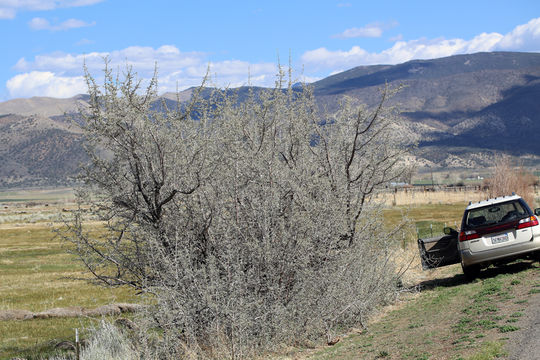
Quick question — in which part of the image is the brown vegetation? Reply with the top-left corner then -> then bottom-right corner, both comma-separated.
484,155 -> 537,207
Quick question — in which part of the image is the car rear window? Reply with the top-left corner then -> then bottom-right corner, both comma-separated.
465,200 -> 528,229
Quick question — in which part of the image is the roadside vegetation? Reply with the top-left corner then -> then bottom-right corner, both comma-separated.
2,188 -> 538,359
300,260 -> 539,360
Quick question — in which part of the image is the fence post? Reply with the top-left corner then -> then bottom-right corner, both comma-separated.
75,328 -> 80,360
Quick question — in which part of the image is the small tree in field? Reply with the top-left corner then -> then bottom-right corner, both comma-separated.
61,63 -> 413,358
486,155 -> 536,207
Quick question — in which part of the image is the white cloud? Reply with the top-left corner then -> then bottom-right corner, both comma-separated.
497,17 -> 540,51
8,45 -> 279,98
0,0 -> 103,10
334,21 -> 398,39
328,69 -> 345,76
75,38 -> 94,46
28,16 -> 48,28
29,17 -> 95,31
302,17 -> 540,72
0,7 -> 15,18
0,0 -> 103,18
66,0 -> 103,6
6,71 -> 86,98
13,46 -> 201,74
334,24 -> 384,39
296,74 -> 320,83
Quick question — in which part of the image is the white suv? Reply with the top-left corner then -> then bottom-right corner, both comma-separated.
418,194 -> 540,278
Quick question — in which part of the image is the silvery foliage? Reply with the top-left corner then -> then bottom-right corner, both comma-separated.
63,62 -> 412,358
48,322 -> 138,360
80,321 -> 139,360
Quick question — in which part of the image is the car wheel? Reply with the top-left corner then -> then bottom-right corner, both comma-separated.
462,263 -> 481,280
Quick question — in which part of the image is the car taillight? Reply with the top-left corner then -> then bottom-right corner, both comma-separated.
517,216 -> 539,229
459,230 -> 479,241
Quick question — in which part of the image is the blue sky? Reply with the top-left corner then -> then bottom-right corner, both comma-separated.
1,0 -> 540,100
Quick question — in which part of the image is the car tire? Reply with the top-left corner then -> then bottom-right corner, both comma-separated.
462,263 -> 481,280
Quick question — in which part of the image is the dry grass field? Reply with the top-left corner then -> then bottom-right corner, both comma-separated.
382,188 -> 489,207
0,189 -> 138,359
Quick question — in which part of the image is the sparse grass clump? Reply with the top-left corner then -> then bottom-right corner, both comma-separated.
498,325 -> 519,333
465,341 -> 505,360
48,321 -> 139,360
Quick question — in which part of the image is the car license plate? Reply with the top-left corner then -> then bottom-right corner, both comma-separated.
491,233 -> 509,245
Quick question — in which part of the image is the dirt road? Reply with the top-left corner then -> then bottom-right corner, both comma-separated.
506,291 -> 540,359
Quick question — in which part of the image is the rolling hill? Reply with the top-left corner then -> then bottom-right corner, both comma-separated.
1,51 -> 539,187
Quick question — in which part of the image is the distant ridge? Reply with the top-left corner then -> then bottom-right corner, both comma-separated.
312,51 -> 540,167
1,51 -> 540,187
0,94 -> 90,117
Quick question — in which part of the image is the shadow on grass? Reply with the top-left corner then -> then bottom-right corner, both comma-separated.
418,259 -> 538,291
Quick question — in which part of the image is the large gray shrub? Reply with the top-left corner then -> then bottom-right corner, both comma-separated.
62,63 -> 412,358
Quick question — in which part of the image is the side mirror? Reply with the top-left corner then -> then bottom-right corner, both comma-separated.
535,208 -> 540,216
444,227 -> 458,236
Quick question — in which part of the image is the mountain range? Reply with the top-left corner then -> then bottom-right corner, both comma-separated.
1,51 -> 539,188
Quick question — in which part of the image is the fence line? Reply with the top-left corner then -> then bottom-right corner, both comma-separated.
380,185 -> 539,206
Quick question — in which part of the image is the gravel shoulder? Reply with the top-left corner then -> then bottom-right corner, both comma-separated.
506,291 -> 540,360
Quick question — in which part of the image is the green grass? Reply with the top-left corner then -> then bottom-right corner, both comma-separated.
0,188 -> 75,203
498,325 -> 520,333
2,317 -> 94,359
465,341 -> 506,360
0,225 -> 136,312
385,202 -> 465,242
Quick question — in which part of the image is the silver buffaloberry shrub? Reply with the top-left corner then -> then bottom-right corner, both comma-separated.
62,62 -> 412,358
